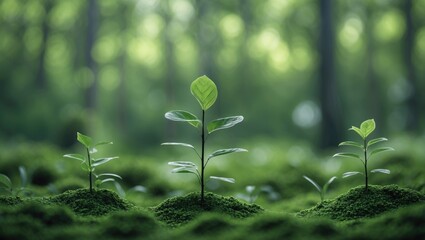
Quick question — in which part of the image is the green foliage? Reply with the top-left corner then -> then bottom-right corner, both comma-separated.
333,119 -> 394,190
162,76 -> 246,205
64,132 -> 121,192
0,166 -> 32,196
298,185 -> 425,221
303,175 -> 337,202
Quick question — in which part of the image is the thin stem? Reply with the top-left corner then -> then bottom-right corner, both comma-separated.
86,148 -> 93,193
363,139 -> 368,191
200,110 -> 205,207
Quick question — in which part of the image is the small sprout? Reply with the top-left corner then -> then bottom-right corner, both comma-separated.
0,173 -> 12,195
162,76 -> 247,206
303,175 -> 337,202
0,166 -> 32,196
333,119 -> 394,190
64,132 -> 121,193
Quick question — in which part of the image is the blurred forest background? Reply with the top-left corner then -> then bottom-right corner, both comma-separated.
1,0 -> 424,152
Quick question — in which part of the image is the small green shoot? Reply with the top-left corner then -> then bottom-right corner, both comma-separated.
64,132 -> 121,193
162,75 -> 247,206
0,166 -> 32,196
303,175 -> 337,202
333,119 -> 394,190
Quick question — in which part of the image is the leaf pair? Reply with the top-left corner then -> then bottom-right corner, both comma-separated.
342,169 -> 390,178
349,119 -> 375,140
303,175 -> 336,201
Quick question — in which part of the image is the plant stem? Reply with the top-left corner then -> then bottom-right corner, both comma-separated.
363,139 -> 368,191
86,148 -> 93,193
200,110 -> 205,207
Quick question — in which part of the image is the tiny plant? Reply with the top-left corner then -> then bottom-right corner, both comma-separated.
303,175 -> 337,202
333,119 -> 394,190
236,185 -> 259,204
162,75 -> 247,206
0,166 -> 32,196
64,132 -> 121,193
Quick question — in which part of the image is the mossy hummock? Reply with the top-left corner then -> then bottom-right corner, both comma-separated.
153,192 -> 264,227
50,188 -> 133,216
298,185 -> 425,220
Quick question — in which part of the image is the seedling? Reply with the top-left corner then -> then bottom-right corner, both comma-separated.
162,75 -> 247,206
333,119 -> 394,190
0,166 -> 32,196
236,185 -> 259,204
303,175 -> 337,202
64,132 -> 121,193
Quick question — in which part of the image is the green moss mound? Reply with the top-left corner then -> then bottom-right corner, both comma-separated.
298,185 -> 425,221
0,196 -> 23,205
153,192 -> 263,227
50,188 -> 133,216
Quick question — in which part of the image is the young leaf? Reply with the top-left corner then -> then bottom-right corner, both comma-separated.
338,141 -> 363,149
367,137 -> 388,148
114,182 -> 126,198
0,174 -> 12,189
349,126 -> 364,139
161,143 -> 199,157
207,116 -> 244,134
99,178 -> 116,185
190,75 -> 218,110
371,169 -> 391,174
342,171 -> 362,178
369,147 -> 394,157
333,153 -> 362,161
171,166 -> 199,175
210,176 -> 235,184
360,119 -> 375,138
95,141 -> 113,147
98,173 -> 122,179
303,175 -> 321,193
168,161 -> 197,167
77,132 -> 92,148
90,148 -> 98,154
92,157 -> 119,167
323,176 -> 337,194
165,110 -> 201,128
208,148 -> 248,160
81,162 -> 90,172
64,154 -> 85,162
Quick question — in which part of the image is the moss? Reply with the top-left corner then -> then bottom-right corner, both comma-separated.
101,210 -> 161,238
153,192 -> 263,227
50,188 -> 134,216
0,195 -> 23,205
298,185 -> 425,221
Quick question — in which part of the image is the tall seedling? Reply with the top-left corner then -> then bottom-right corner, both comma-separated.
333,119 -> 394,190
162,75 -> 246,206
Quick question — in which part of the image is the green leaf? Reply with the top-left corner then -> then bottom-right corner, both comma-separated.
338,141 -> 363,149
190,75 -> 218,110
371,169 -> 390,174
332,153 -> 362,161
98,173 -> 122,179
0,174 -> 12,189
81,162 -> 90,172
303,175 -> 321,193
369,147 -> 394,157
207,116 -> 244,134
349,126 -> 364,139
171,166 -> 199,175
342,171 -> 362,178
323,176 -> 337,194
360,119 -> 375,138
99,178 -> 116,185
208,148 -> 248,160
64,154 -> 85,162
77,132 -> 92,148
162,142 -> 196,150
92,157 -> 119,167
168,161 -> 197,167
95,141 -> 113,147
367,137 -> 388,148
165,110 -> 201,128
210,176 -> 235,184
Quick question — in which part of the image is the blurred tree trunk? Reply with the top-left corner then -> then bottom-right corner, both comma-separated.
35,0 -> 52,90
318,0 -> 342,149
404,0 -> 420,132
84,0 -> 98,111
365,2 -> 383,133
